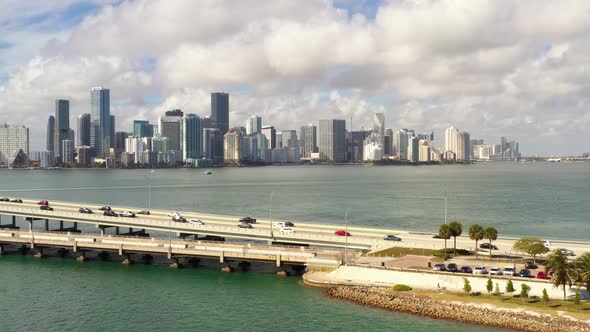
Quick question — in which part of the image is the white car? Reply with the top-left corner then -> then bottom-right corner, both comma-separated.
559,248 -> 575,256
273,221 -> 295,228
279,227 -> 295,234
473,266 -> 488,275
489,267 -> 501,275
120,211 -> 136,218
503,265 -> 516,276
190,219 -> 205,225
168,211 -> 181,217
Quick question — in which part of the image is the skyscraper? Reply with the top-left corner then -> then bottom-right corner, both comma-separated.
395,129 -> 412,160
0,124 -> 29,166
77,114 -> 91,147
300,124 -> 317,158
444,126 -> 470,161
133,120 -> 153,138
54,99 -> 69,160
407,136 -> 419,162
224,129 -> 242,163
90,87 -> 111,157
261,126 -> 276,149
373,113 -> 385,143
203,128 -> 221,161
110,115 -> 116,149
46,116 -> 55,153
281,130 -> 298,149
182,114 -> 203,161
159,110 -> 182,152
62,139 -> 74,164
211,92 -> 229,135
319,119 -> 346,161
246,115 -> 262,135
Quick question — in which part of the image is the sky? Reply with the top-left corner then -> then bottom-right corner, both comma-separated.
1,0 -> 589,156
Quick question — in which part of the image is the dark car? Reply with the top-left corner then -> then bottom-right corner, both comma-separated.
0,197 -> 9,202
99,206 -> 112,211
103,210 -> 118,217
459,266 -> 473,274
37,200 -> 49,206
432,234 -> 442,239
79,207 -> 93,214
519,269 -> 532,278
284,221 -> 294,227
384,235 -> 402,241
479,243 -> 498,250
240,217 -> 257,224
524,260 -> 538,269
40,205 -> 53,211
137,210 -> 150,215
335,230 -> 351,236
447,263 -> 459,272
10,199 -> 23,203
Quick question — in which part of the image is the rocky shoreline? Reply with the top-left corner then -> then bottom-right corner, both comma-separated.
326,286 -> 590,332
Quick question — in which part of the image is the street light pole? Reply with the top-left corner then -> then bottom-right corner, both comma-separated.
444,195 -> 447,225
344,208 -> 351,265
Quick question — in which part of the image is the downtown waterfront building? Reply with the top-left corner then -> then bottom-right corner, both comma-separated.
159,110 -> 183,152
0,124 -> 29,166
211,92 -> 229,135
246,115 -> 262,135
90,87 -> 111,157
182,114 -> 203,161
300,124 -> 317,158
46,116 -> 55,153
319,119 -> 346,162
77,113 -> 91,147
261,126 -> 276,150
54,99 -> 69,161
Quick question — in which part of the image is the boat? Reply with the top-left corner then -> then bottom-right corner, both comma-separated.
204,170 -> 212,175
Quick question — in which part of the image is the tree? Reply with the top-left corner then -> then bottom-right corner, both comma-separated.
520,283 -> 531,303
545,249 -> 578,300
486,278 -> 493,294
512,237 -> 549,263
494,283 -> 501,296
542,288 -> 549,304
468,224 -> 484,259
448,221 -> 463,256
483,227 -> 498,259
575,253 -> 590,293
574,289 -> 580,309
463,278 -> 472,294
506,279 -> 515,295
438,224 -> 452,253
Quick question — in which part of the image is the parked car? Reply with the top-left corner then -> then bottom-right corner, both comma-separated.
536,271 -> 549,279
240,217 -> 257,224
503,265 -> 516,276
238,222 -> 253,229
559,248 -> 575,256
519,269 -> 532,278
37,200 -> 49,206
10,199 -> 23,203
446,263 -> 459,272
459,266 -> 473,274
137,210 -> 150,215
103,210 -> 118,217
121,211 -> 136,218
384,235 -> 402,241
524,260 -> 538,269
40,205 -> 53,211
79,207 -> 93,214
0,197 -> 9,202
474,266 -> 488,275
335,230 -> 351,236
172,215 -> 187,223
479,243 -> 498,250
272,221 -> 295,228
99,206 -> 112,211
279,227 -> 295,234
190,219 -> 205,225
432,263 -> 446,271
489,267 -> 501,275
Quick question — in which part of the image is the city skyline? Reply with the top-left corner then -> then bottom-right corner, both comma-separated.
1,1 -> 590,155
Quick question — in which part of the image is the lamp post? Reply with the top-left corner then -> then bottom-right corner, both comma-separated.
269,191 -> 275,240
444,195 -> 447,225
344,208 -> 351,265
145,170 -> 155,210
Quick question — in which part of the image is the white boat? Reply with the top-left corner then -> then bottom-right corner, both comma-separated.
204,170 -> 212,175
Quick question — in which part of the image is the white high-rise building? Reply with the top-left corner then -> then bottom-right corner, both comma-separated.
444,126 -> 470,161
0,124 -> 29,166
300,124 -> 317,158
62,139 -> 74,164
125,136 -> 143,164
246,115 -> 262,135
373,113 -> 385,143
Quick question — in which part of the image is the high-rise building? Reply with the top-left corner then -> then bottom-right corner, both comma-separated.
211,92 -> 229,135
395,129 -> 413,160
276,133 -> 283,148
384,128 -> 393,156
159,111 -> 182,152
246,115 -> 262,135
182,114 -> 203,161
125,136 -> 143,164
77,146 -> 92,167
152,136 -> 168,154
77,114 -> 91,147
61,139 -> 74,164
373,113 -> 385,143
419,140 -> 431,162
46,116 -> 55,153
319,119 -> 346,161
0,124 -> 29,166
114,131 -> 128,155
347,131 -> 368,161
203,128 -> 221,161
445,126 -> 470,161
90,87 -> 111,157
54,99 -> 69,160
262,126 -> 276,149
417,132 -> 434,141
133,120 -> 153,138
223,129 -> 242,163
40,151 -> 54,168
109,115 -> 116,149
407,136 -> 419,162
300,124 -> 317,158
281,130 -> 298,149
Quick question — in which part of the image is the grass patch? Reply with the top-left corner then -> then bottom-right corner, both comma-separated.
368,247 -> 437,257
393,284 -> 413,291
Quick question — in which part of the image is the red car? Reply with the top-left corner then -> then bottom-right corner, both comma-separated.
335,230 -> 351,236
37,200 -> 49,206
536,271 -> 549,279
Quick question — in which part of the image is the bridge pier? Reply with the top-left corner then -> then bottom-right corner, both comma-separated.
119,228 -> 149,237
141,254 -> 154,264
169,257 -> 183,269
52,220 -> 80,233
98,251 -> 110,261
33,247 -> 46,259
0,215 -> 19,229
121,253 -> 134,265
76,252 -> 87,263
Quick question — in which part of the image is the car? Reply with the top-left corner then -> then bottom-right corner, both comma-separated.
137,210 -> 150,215
474,266 -> 488,275
432,263 -> 446,271
479,243 -> 498,250
384,235 -> 402,241
446,263 -> 459,272
432,234 -> 442,239
238,222 -> 253,228
0,197 -> 9,202
543,240 -> 551,247
99,206 -> 112,211
503,265 -> 516,276
558,248 -> 575,256
519,269 -> 532,278
489,267 -> 501,275
240,217 -> 257,224
335,230 -> 351,236
459,266 -> 473,274
103,210 -> 118,217
190,219 -> 205,225
37,200 -> 49,206
10,199 -> 23,203
40,205 -> 53,211
168,211 -> 181,217
279,227 -> 295,234
524,260 -> 538,269
272,221 -> 295,228
536,271 -> 549,279
79,207 -> 93,214
121,211 -> 136,218
172,215 -> 187,223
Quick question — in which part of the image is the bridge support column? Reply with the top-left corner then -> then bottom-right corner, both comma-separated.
275,255 -> 281,268
169,257 -> 183,269
122,254 -> 133,265
0,245 -> 4,255
219,251 -> 225,263
76,252 -> 86,263
73,240 -> 78,252
118,244 -> 123,256
33,247 -> 45,259
116,227 -> 120,235
0,215 -> 19,229
45,219 -> 49,231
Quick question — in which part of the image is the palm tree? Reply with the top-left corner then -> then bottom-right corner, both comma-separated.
483,227 -> 497,259
545,249 -> 578,300
575,253 -> 590,293
448,221 -> 463,256
468,224 -> 484,259
438,224 -> 452,253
